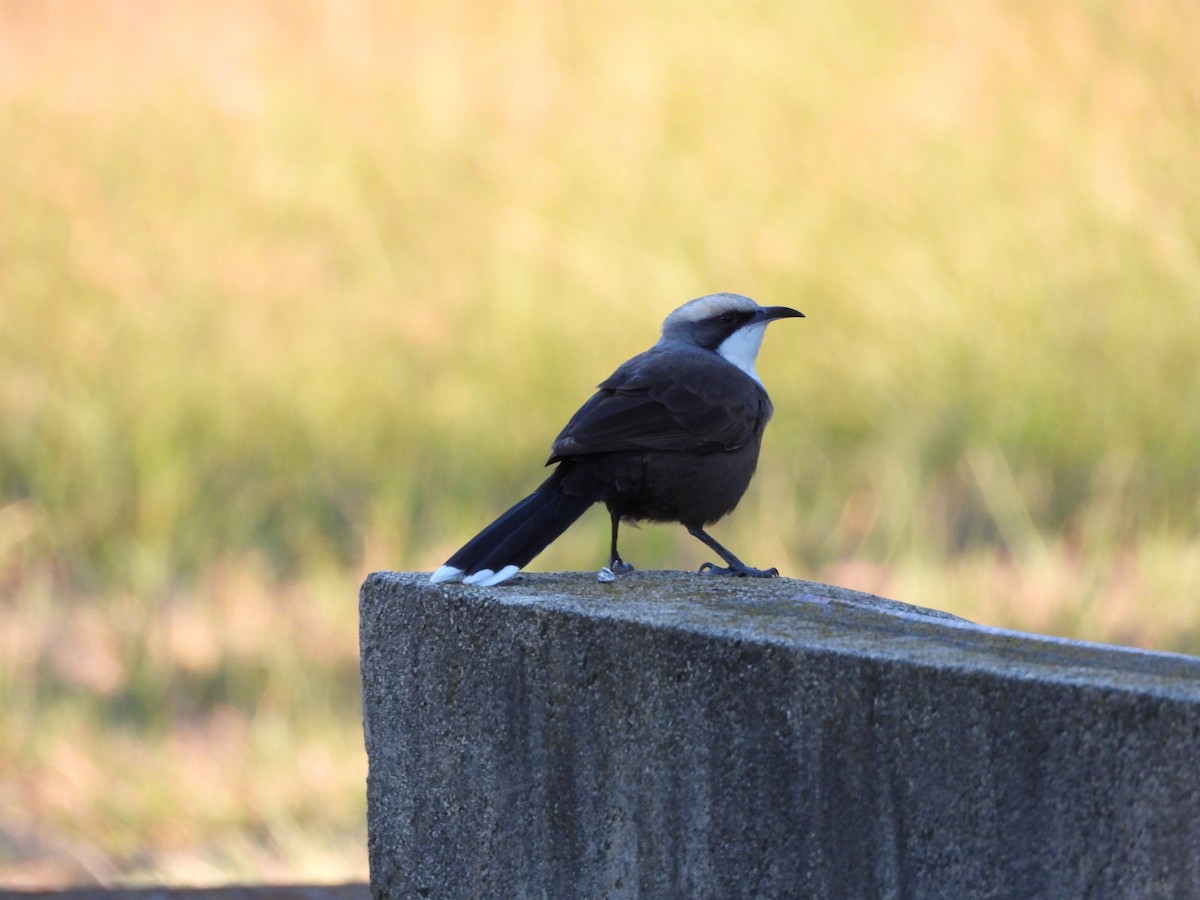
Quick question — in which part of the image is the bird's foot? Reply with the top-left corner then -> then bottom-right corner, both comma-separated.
609,557 -> 636,575
699,561 -> 779,578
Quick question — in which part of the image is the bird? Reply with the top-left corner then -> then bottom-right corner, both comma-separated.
430,292 -> 804,587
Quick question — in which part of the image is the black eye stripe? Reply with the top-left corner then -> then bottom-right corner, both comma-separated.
716,311 -> 751,326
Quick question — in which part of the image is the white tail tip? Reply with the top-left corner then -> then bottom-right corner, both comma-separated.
430,565 -> 465,584
463,564 -> 521,587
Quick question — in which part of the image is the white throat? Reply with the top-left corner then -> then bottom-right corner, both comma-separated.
716,323 -> 767,384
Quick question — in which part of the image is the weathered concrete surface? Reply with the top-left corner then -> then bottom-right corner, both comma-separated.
359,571 -> 1200,899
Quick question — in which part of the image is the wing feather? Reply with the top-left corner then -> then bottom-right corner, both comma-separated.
547,348 -> 770,462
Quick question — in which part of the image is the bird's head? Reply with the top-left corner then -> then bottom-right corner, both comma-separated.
659,293 -> 804,383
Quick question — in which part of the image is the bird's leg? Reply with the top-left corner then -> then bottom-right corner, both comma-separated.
688,527 -> 778,578
608,508 -> 635,574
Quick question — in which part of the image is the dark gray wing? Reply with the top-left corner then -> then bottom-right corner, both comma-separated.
547,348 -> 771,462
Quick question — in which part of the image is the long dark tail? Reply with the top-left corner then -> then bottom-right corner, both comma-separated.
430,472 -> 594,586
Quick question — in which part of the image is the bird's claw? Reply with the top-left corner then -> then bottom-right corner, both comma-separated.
699,562 -> 779,578
609,558 -> 636,574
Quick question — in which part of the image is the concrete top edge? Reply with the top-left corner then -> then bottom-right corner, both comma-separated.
362,571 -> 1200,702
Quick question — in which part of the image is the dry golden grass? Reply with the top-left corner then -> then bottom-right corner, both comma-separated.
2,0 -> 1200,884
1,562 -> 366,884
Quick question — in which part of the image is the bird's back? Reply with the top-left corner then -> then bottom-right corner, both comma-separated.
549,344 -> 772,462
548,344 -> 774,528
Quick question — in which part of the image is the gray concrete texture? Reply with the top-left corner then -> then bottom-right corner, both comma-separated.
359,571 -> 1200,899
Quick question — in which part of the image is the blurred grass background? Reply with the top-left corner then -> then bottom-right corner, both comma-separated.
2,0 -> 1200,885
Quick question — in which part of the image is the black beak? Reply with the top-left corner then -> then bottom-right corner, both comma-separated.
755,305 -> 805,323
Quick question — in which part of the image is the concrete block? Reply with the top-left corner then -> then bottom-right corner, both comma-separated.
359,571 -> 1200,899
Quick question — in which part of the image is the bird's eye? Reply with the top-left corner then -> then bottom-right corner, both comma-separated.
719,313 -> 736,325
